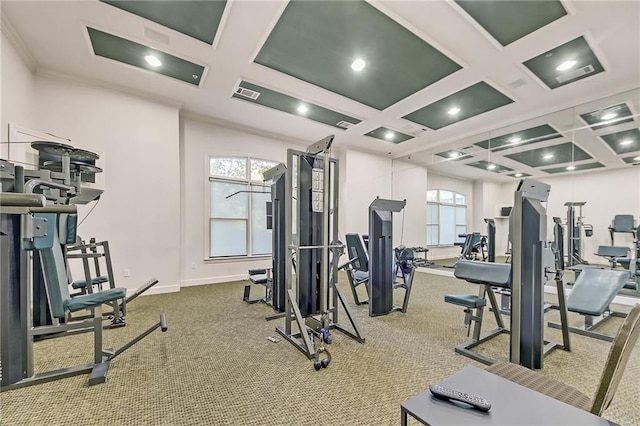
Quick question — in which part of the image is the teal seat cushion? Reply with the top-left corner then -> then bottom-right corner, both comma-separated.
567,268 -> 629,316
71,276 -> 109,289
64,287 -> 126,312
353,270 -> 369,283
445,294 -> 486,309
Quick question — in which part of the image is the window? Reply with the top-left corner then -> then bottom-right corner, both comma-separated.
426,189 -> 467,246
209,157 -> 278,258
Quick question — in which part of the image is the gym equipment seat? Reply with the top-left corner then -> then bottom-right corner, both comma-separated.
487,303 -> 640,416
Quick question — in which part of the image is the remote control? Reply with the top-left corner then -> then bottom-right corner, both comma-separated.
429,384 -> 491,412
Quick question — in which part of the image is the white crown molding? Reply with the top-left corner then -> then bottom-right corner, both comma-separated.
179,109 -> 308,148
1,10 -> 38,72
36,67 -> 183,110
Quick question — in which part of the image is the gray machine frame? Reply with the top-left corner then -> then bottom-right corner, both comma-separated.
510,179 -> 570,369
276,136 -> 364,361
368,197 -> 409,316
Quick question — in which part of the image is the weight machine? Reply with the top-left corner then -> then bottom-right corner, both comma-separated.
564,202 -> 593,267
275,136 -> 364,369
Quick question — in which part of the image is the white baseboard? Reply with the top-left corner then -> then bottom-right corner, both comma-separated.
125,283 -> 180,297
180,274 -> 247,287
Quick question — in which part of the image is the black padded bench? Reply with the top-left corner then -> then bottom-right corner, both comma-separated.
243,268 -> 272,304
445,261 -> 511,365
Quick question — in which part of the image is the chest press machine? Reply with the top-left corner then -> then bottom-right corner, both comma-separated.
0,194 -> 167,391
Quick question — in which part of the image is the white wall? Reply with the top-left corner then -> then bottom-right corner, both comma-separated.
392,160 -> 427,248
1,32 -> 35,154
473,180 -> 511,255
342,149 -> 392,237
498,168 -> 640,264
33,75 -> 181,294
179,116 -> 306,286
427,171 -> 474,259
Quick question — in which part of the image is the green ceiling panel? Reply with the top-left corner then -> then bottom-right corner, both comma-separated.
542,162 -> 604,174
232,81 -> 361,130
507,172 -> 532,178
87,28 -> 204,85
523,36 -> 604,89
455,0 -> 566,46
365,127 -> 413,144
255,1 -> 461,110
403,82 -> 514,130
622,155 -> 640,164
505,142 -> 591,167
467,160 -> 513,173
600,128 -> 640,155
435,150 -> 472,161
474,124 -> 562,151
102,1 -> 226,44
580,103 -> 635,130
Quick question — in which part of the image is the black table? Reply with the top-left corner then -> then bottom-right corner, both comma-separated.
401,366 -> 619,425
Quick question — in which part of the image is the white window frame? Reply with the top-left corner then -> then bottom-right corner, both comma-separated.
426,189 -> 467,247
206,155 -> 278,259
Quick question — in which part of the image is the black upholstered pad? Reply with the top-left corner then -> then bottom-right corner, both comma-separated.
64,287 -> 126,312
454,260 -> 511,288
567,268 -> 629,316
248,268 -> 268,275
445,294 -> 486,308
250,277 -> 268,285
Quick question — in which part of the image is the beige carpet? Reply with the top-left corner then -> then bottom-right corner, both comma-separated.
1,271 -> 639,425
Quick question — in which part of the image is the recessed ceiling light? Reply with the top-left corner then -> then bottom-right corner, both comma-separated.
601,112 -> 617,120
509,136 -> 522,144
514,173 -> 523,177
144,54 -> 162,67
620,139 -> 633,146
556,60 -> 576,71
566,165 -> 576,171
448,107 -> 461,115
543,153 -> 554,160
449,152 -> 460,158
385,131 -> 395,140
633,156 -> 640,161
487,164 -> 496,170
351,58 -> 366,71
297,104 -> 308,114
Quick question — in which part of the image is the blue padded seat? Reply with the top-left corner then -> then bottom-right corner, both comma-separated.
71,276 -> 109,289
567,268 -> 629,316
445,294 -> 486,309
65,288 -> 127,312
353,270 -> 369,283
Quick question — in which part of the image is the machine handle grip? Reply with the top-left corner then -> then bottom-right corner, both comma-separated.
160,313 -> 168,332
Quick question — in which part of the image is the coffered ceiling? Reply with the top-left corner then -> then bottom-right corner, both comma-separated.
1,0 -> 639,182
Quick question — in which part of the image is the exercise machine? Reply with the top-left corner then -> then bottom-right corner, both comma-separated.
0,193 -> 167,391
344,233 -> 370,305
446,179 -> 570,368
608,214 -> 636,246
368,197 -> 414,316
484,218 -> 496,263
242,163 -> 288,320
564,202 -> 593,267
275,136 -> 364,369
2,142 -> 160,332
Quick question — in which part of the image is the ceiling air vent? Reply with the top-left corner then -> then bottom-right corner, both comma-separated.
556,65 -> 595,84
236,87 -> 260,100
336,121 -> 354,129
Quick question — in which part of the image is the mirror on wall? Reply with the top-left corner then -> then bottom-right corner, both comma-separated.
409,87 -> 639,293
